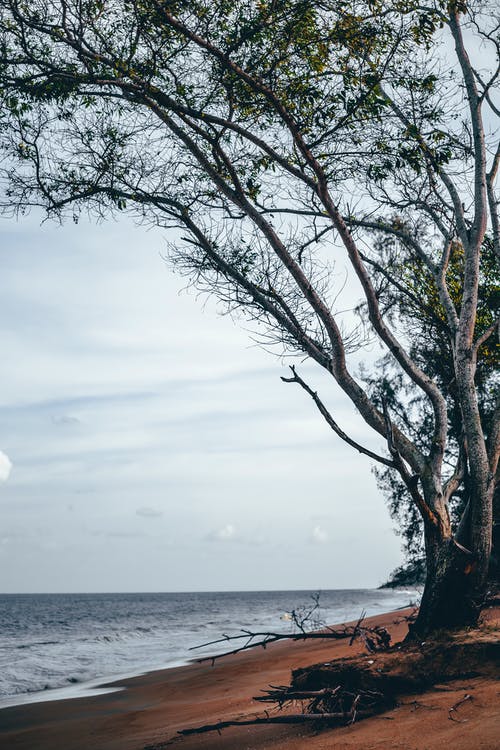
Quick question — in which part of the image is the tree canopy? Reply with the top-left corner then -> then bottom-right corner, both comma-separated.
0,0 -> 499,634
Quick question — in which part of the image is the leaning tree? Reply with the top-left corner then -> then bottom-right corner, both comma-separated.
0,0 -> 498,635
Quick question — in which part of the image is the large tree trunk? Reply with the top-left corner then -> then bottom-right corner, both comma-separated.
410,539 -> 478,637
409,475 -> 494,637
410,225 -> 497,637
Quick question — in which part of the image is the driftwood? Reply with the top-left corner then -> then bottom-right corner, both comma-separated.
190,609 -> 392,665
254,680 -> 391,723
254,685 -> 343,705
177,710 -> 373,736
176,609 -> 395,737
190,627 -> 356,665
448,693 -> 473,722
177,684 -> 384,737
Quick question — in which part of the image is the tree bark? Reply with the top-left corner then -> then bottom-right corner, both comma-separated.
410,472 -> 494,636
489,484 -> 500,584
411,538 -> 478,637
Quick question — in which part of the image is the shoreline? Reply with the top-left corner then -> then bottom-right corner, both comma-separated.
0,588 -> 419,711
0,605 -> 497,750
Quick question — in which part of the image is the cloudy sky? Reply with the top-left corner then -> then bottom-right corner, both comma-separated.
0,212 -> 403,593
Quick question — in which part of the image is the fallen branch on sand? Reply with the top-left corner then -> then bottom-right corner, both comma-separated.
177,681 -> 390,737
448,693 -> 473,722
190,610 -> 391,665
177,710 -> 373,736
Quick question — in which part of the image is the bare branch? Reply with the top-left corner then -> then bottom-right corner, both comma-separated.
486,141 -> 500,265
382,398 -> 439,530
280,366 -> 395,469
474,317 -> 499,353
177,711 -> 373,736
448,10 -> 488,250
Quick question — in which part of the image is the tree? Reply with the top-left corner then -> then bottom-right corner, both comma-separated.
0,0 -> 498,635
370,235 -> 499,585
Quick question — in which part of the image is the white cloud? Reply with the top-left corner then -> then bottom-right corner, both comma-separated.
205,523 -> 236,542
0,451 -> 12,482
218,523 -> 235,539
311,525 -> 328,544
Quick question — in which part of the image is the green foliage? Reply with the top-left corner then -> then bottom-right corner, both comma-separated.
396,238 -> 499,378
380,557 -> 426,588
366,231 -> 499,563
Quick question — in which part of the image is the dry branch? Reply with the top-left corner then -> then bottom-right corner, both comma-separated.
178,677 -> 389,737
448,693 -> 473,722
177,710 -> 373,736
254,685 -> 342,704
190,612 -> 391,664
254,680 -> 389,720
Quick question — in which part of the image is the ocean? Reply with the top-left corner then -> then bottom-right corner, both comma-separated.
0,588 -> 418,709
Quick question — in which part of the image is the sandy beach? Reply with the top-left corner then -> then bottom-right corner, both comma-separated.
0,606 -> 498,750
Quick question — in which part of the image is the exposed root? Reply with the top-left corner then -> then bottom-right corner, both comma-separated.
254,683 -> 393,719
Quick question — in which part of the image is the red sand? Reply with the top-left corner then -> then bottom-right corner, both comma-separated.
0,608 -> 498,750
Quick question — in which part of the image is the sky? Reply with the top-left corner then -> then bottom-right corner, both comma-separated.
0,212 -> 403,593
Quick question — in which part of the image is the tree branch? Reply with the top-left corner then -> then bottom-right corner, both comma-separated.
448,9 -> 488,249
382,397 -> 439,529
280,365 -> 395,469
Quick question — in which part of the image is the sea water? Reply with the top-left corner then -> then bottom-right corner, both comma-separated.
0,588 -> 418,708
